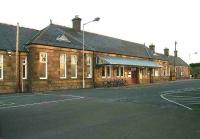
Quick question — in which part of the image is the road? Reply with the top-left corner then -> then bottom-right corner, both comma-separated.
0,80 -> 200,139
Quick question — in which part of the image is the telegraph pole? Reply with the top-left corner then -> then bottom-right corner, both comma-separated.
16,23 -> 20,93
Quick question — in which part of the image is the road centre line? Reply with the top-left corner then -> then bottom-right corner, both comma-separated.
160,93 -> 193,110
0,96 -> 84,110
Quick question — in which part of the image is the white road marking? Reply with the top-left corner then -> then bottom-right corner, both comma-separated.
0,96 -> 84,110
0,93 -> 84,100
188,102 -> 200,105
160,93 -> 193,110
0,102 -> 15,107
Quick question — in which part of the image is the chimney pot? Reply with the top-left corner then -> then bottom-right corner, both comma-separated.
174,50 -> 178,57
72,15 -> 81,32
149,44 -> 155,53
164,48 -> 169,57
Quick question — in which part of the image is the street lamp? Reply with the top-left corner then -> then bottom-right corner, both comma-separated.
189,51 -> 198,63
82,17 -> 100,88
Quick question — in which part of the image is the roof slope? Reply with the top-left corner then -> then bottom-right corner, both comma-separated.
152,52 -> 168,61
30,24 -> 152,59
168,55 -> 188,66
149,50 -> 188,66
0,23 -> 39,51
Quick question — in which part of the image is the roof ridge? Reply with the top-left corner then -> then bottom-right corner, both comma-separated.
26,25 -> 50,45
0,22 -> 39,31
50,23 -> 145,47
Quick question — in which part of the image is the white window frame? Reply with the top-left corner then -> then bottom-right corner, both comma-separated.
39,52 -> 48,79
102,66 -> 106,78
22,57 -> 27,79
60,54 -> 67,79
116,66 -> 120,77
116,66 -> 124,77
0,55 -> 3,80
154,69 -> 159,77
120,66 -> 124,77
102,65 -> 112,78
86,55 -> 92,78
71,55 -> 77,79
106,65 -> 112,78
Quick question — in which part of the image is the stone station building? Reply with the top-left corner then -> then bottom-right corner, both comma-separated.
0,16 -> 190,93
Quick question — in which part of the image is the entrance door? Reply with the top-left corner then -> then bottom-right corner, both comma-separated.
131,67 -> 138,83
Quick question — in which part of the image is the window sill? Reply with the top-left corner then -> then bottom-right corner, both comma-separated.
40,77 -> 47,80
71,77 -> 77,79
60,77 -> 67,79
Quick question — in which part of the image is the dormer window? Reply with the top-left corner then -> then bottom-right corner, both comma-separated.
56,34 -> 71,43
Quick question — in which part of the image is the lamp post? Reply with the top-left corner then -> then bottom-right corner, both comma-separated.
174,41 -> 177,74
82,17 -> 100,88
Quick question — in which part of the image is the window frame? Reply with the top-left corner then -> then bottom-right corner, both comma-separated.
86,55 -> 93,78
39,52 -> 48,79
116,66 -> 120,77
0,55 -> 3,80
71,55 -> 77,79
60,54 -> 67,79
106,65 -> 112,78
102,66 -> 106,78
116,66 -> 124,77
120,66 -> 124,77
22,57 -> 27,79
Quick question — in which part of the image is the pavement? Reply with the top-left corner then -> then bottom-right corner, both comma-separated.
0,79 -> 200,139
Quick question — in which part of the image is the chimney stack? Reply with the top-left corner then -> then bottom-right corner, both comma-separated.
72,15 -> 81,32
149,44 -> 155,53
164,48 -> 169,57
174,50 -> 178,57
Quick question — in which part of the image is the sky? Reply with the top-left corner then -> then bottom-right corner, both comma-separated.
0,0 -> 200,64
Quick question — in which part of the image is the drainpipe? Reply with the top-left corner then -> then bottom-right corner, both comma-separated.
93,51 -> 95,88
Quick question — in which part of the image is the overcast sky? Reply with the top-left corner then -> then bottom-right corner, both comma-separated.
0,0 -> 200,63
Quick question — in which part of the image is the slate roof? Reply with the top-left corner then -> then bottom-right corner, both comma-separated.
0,23 -> 39,52
168,55 -> 188,66
29,24 -> 153,59
151,52 -> 168,61
0,22 -> 188,67
150,51 -> 188,66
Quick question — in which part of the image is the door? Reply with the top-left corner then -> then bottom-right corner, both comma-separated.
131,67 -> 138,83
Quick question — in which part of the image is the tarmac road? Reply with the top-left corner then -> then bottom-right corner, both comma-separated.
0,79 -> 200,139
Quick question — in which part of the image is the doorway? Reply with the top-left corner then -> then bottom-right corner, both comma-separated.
131,67 -> 138,84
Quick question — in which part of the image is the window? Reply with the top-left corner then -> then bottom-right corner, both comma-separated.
102,66 -> 106,78
106,66 -> 111,78
86,55 -> 92,78
142,68 -> 148,78
39,52 -> 48,79
154,69 -> 159,77
60,54 -> 67,78
116,67 -> 120,77
56,34 -> 71,43
22,57 -> 27,79
120,66 -> 124,77
102,66 -> 111,78
0,55 -> 3,80
71,55 -> 77,78
116,66 -> 124,77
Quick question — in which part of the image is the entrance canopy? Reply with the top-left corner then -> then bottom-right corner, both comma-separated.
97,56 -> 162,68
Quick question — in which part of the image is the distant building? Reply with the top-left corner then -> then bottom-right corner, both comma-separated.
190,63 -> 200,79
0,16 -> 190,93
